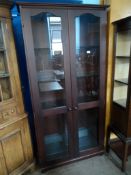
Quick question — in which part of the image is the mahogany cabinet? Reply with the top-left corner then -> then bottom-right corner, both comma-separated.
0,2 -> 34,174
18,2 -> 108,168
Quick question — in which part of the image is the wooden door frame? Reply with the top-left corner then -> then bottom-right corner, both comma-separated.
68,9 -> 107,154
19,4 -> 108,166
20,7 -> 74,164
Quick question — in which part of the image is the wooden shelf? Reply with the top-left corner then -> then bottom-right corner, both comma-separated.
113,99 -> 126,108
114,78 -> 128,85
116,56 -> 130,59
110,140 -> 131,160
39,81 -> 63,92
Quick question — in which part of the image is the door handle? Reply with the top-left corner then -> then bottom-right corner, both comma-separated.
74,106 -> 78,110
68,107 -> 72,111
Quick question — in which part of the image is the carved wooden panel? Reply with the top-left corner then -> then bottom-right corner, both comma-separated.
2,107 -> 17,120
1,130 -> 25,173
0,117 -> 33,175
0,143 -> 8,175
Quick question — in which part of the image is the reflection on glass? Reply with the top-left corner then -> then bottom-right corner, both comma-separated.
0,22 -> 4,48
113,30 -> 131,108
0,51 -> 8,74
0,78 -> 12,101
75,14 -> 100,103
78,108 -> 98,151
0,21 -> 12,102
31,13 -> 65,109
43,114 -> 68,160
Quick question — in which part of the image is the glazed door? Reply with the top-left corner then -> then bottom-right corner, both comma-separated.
21,8 -> 73,163
68,10 -> 107,155
21,7 -> 107,163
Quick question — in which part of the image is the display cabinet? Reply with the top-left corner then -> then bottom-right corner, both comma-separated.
19,2 -> 107,168
0,2 -> 34,175
106,16 -> 131,172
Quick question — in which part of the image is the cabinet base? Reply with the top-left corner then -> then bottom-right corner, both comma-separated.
19,161 -> 35,175
41,147 -> 104,172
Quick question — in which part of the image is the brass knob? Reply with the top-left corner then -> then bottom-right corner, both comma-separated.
68,107 -> 72,111
74,106 -> 78,110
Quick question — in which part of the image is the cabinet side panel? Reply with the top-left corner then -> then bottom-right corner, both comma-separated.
0,143 -> 8,175
22,118 -> 33,161
1,130 -> 25,173
111,104 -> 128,136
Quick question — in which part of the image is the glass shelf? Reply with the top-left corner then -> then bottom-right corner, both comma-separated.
31,13 -> 66,110
75,14 -> 100,104
43,114 -> 68,161
0,21 -> 12,102
39,81 -> 63,92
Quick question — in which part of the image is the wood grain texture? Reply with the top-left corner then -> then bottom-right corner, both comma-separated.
0,5 -> 25,125
0,4 -> 34,175
0,7 -> 10,18
20,4 -> 107,167
0,117 -> 33,175
105,0 -> 131,142
105,10 -> 114,143
1,130 -> 25,173
110,0 -> 131,23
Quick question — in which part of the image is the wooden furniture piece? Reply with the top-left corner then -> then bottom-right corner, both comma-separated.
18,2 -> 108,169
106,16 -> 131,172
0,2 -> 34,175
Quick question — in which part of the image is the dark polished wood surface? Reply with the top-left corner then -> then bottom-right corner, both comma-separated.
107,17 -> 131,172
17,2 -> 109,9
19,3 -> 107,168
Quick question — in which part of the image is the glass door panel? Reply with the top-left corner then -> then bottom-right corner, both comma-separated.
75,14 -> 100,103
31,13 -> 66,110
0,51 -> 8,73
43,114 -> 69,161
0,21 -> 12,102
0,78 -> 12,101
113,30 -> 131,107
0,21 -> 4,48
78,108 -> 98,151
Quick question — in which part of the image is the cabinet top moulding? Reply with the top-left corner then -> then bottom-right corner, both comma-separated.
0,2 -> 13,18
17,2 -> 109,10
113,16 -> 131,31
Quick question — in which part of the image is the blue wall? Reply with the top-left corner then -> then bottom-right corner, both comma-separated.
11,6 -> 37,156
